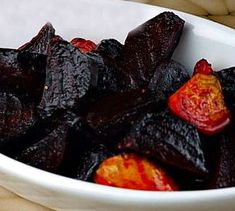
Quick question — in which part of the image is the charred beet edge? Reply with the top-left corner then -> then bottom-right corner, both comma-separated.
87,89 -> 165,141
118,109 -> 208,176
15,123 -> 69,173
0,49 -> 46,100
119,12 -> 185,88
208,126 -> 235,189
0,93 -> 36,151
149,60 -> 190,97
39,37 -> 91,118
18,22 -> 55,55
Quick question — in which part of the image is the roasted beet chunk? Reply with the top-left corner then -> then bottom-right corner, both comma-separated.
92,39 -> 130,93
39,38 -> 91,117
118,110 -> 207,176
76,144 -> 113,182
0,49 -> 46,99
15,124 -> 69,173
87,89 -> 164,140
215,67 -> 235,116
0,93 -> 36,149
209,126 -> 235,189
71,38 -> 97,53
87,52 -> 123,96
18,23 -> 55,54
119,12 -> 185,88
149,60 -> 190,97
96,39 -> 123,61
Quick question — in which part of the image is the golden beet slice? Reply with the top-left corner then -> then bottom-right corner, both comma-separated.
94,153 -> 178,191
168,73 -> 231,135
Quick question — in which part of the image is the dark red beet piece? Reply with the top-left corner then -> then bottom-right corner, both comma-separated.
0,49 -> 46,100
118,110 -> 207,176
87,52 -> 124,95
39,37 -> 91,117
15,124 -> 69,173
96,39 -> 123,61
148,60 -> 190,97
87,89 -> 165,139
215,67 -> 235,117
90,39 -> 130,94
76,144 -> 113,182
209,126 -> 235,189
119,12 -> 185,88
0,93 -> 36,147
18,23 -> 55,55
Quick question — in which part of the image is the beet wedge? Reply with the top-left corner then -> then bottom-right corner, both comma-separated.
119,12 -> 185,88
118,110 -> 207,176
149,60 -> 190,97
87,89 -> 165,140
0,49 -> 46,99
76,144 -> 113,182
209,126 -> 235,189
39,37 -> 91,117
15,124 -> 69,173
215,67 -> 235,117
18,22 -> 55,55
0,93 -> 36,151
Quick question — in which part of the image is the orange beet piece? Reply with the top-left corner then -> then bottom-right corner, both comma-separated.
71,38 -> 96,53
193,59 -> 213,75
168,73 -> 231,135
94,153 -> 178,191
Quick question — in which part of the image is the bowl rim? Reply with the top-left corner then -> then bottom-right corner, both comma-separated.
0,0 -> 235,205
1,153 -> 235,205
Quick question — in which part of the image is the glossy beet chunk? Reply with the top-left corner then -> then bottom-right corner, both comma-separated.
148,60 -> 190,97
0,93 -> 36,150
0,49 -> 46,99
118,110 -> 207,176
119,12 -> 185,88
87,89 -> 164,139
15,124 -> 69,173
39,38 -> 91,117
209,126 -> 235,188
18,23 -> 55,54
76,144 -> 113,181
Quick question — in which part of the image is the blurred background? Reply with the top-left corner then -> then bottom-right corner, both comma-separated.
129,0 -> 235,28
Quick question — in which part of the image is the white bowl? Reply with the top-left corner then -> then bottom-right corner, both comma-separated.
0,0 -> 235,210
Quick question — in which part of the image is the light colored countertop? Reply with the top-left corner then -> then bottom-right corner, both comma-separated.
1,0 -> 234,210
0,186 -> 52,211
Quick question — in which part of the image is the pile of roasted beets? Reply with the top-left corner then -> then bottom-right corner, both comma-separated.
0,12 -> 234,191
